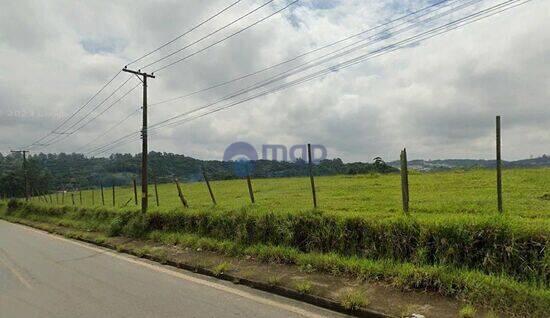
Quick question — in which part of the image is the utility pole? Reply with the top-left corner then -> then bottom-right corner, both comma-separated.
122,67 -> 155,214
11,150 -> 30,201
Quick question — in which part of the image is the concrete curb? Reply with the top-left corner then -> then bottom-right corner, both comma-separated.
3,217 -> 394,318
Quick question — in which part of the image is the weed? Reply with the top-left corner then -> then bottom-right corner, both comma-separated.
267,275 -> 282,286
339,289 -> 369,311
459,305 -> 477,318
294,280 -> 312,294
212,262 -> 231,276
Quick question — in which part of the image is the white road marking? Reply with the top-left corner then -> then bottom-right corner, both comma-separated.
0,252 -> 33,290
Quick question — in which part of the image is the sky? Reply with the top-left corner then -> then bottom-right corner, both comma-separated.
0,0 -> 548,162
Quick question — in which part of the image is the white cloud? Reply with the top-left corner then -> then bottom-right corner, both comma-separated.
0,0 -> 548,162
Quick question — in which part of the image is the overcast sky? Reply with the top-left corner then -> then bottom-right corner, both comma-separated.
0,0 -> 548,162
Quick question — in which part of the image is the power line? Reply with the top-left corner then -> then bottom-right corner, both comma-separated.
126,0 -> 243,67
25,2 -> 240,151
86,1 -> 456,155
25,70 -> 122,149
154,0 -> 531,131
149,0 -> 456,107
74,108 -> 141,152
85,0 -> 530,156
149,0 -> 480,129
40,77 -> 139,149
144,0 -> 299,72
148,0 -> 533,134
84,0 -> 482,155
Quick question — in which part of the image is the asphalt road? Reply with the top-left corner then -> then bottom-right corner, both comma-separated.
0,220 -> 346,318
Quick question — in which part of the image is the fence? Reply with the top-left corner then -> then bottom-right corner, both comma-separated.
15,116 -> 521,216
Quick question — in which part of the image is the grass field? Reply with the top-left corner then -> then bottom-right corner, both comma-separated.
41,167 -> 550,218
5,167 -> 550,316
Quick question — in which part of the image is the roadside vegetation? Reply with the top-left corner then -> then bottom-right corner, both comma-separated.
2,168 -> 549,317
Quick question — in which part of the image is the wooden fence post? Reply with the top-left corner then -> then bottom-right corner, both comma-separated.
79,188 -> 83,205
71,192 -> 75,205
153,174 -> 160,207
100,183 -> 105,206
56,192 -> 59,204
92,189 -> 95,205
174,179 -> 189,208
49,194 -> 53,204
308,143 -> 318,208
62,191 -> 65,204
246,168 -> 255,204
202,166 -> 216,205
400,148 -> 410,213
133,178 -> 138,205
112,185 -> 116,207
496,116 -> 503,213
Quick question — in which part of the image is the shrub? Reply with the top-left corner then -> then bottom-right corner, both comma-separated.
122,214 -> 149,238
107,215 -> 126,237
7,199 -> 19,214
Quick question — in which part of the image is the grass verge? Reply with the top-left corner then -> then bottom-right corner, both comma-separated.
1,200 -> 549,317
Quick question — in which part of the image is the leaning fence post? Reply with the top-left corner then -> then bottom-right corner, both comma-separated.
174,178 -> 189,208
246,168 -> 255,204
202,166 -> 216,205
153,174 -> 160,207
133,178 -> 138,205
112,185 -> 116,207
400,148 -> 410,213
496,115 -> 503,213
308,143 -> 318,208
100,183 -> 105,206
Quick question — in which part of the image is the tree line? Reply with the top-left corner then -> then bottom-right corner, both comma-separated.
0,152 -> 397,198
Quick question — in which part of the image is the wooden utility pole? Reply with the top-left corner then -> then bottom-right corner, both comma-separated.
202,166 -> 216,205
400,148 -> 410,213
308,144 -> 317,208
122,67 -> 155,214
496,116 -> 503,213
11,150 -> 30,201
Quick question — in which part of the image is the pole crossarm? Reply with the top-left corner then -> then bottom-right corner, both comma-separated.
122,67 -> 156,78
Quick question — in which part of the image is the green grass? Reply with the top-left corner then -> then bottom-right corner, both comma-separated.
339,289 -> 370,311
37,168 -> 550,218
458,304 -> 477,318
5,168 -> 550,317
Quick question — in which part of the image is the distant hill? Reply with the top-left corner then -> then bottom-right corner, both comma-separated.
388,155 -> 550,171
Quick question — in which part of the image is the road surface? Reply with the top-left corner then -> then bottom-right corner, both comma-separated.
0,220 -> 346,318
